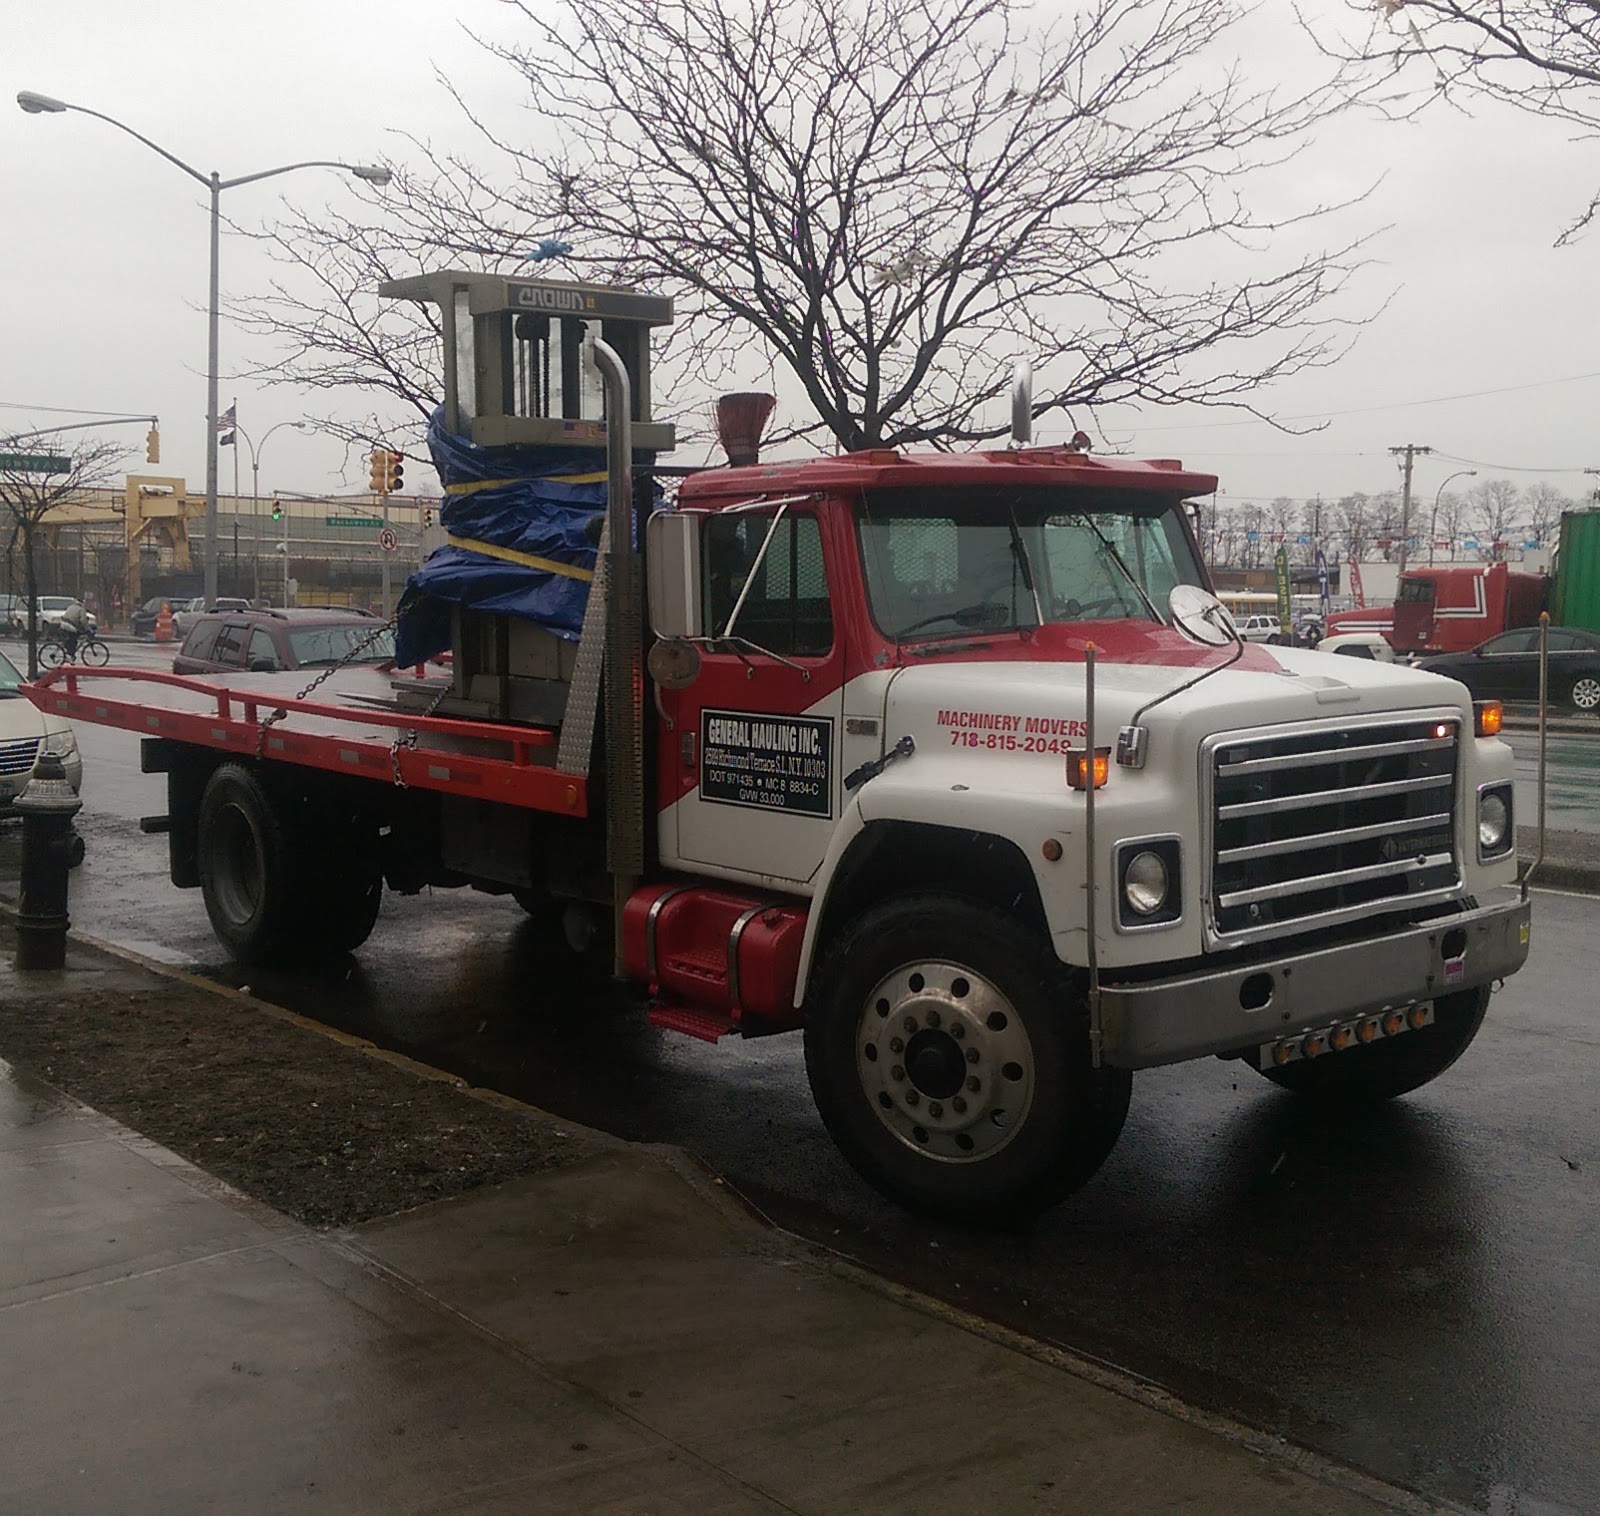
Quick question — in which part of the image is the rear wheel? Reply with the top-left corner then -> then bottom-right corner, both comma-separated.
197,764 -> 297,964
197,764 -> 382,963
804,894 -> 1130,1225
1568,674 -> 1600,714
37,639 -> 67,670
1257,985 -> 1491,1102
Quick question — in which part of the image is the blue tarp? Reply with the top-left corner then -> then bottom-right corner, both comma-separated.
393,407 -> 608,666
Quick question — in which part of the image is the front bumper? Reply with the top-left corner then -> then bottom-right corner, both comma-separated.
1097,889 -> 1531,1070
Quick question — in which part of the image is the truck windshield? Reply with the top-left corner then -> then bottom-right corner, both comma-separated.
856,488 -> 1204,641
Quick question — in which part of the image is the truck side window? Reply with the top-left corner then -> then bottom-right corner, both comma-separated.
703,513 -> 833,657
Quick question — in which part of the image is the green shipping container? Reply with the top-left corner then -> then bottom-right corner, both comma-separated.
1553,509 -> 1600,631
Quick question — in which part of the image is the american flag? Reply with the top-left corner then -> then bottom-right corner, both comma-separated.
217,403 -> 236,446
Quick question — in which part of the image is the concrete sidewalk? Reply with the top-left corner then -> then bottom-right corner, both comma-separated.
0,939 -> 1437,1515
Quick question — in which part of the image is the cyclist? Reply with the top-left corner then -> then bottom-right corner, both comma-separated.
57,599 -> 91,659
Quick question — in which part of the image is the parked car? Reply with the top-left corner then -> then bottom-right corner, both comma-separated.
31,596 -> 97,634
173,609 -> 396,676
1415,626 -> 1600,713
0,595 -> 25,635
1233,612 -> 1282,643
0,647 -> 83,814
132,596 -> 254,638
1318,631 -> 1398,663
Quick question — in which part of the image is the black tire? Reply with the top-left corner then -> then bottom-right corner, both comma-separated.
80,637 -> 110,667
197,763 -> 300,964
1258,984 -> 1491,1102
197,763 -> 383,962
37,639 -> 67,670
804,894 -> 1131,1225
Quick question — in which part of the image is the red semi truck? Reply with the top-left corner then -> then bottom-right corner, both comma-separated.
1325,562 -> 1546,656
27,272 -> 1532,1223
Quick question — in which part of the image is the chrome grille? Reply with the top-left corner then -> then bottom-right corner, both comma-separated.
0,736 -> 40,777
1209,716 -> 1460,943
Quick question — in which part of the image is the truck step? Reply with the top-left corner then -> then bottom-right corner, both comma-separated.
648,1003 -> 735,1043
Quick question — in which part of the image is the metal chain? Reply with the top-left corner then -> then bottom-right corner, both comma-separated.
390,680 -> 453,789
254,615 -> 399,759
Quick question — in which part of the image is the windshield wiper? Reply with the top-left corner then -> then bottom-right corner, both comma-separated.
1007,507 -> 1045,628
1068,512 -> 1163,624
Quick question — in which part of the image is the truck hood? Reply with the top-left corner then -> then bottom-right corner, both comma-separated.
880,632 -> 1470,775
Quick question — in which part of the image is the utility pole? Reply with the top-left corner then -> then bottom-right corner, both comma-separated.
1390,444 -> 1432,575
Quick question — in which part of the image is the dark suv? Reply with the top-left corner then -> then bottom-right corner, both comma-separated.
173,608 -> 392,676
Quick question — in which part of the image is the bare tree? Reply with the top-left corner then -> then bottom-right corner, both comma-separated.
1336,491 -> 1374,561
1523,479 -> 1570,545
239,0 -> 1373,454
1323,1 -> 1600,238
1432,487 -> 1472,558
0,442 -> 125,677
1468,477 -> 1521,552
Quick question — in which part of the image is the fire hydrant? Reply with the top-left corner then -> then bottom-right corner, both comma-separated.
13,752 -> 83,971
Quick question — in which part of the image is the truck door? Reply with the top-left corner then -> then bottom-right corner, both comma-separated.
662,508 -> 847,884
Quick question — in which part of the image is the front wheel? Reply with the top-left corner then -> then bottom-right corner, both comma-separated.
804,895 -> 1130,1225
80,636 -> 110,667
1257,985 -> 1491,1102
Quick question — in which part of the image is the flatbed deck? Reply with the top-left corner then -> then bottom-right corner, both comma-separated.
27,666 -> 587,816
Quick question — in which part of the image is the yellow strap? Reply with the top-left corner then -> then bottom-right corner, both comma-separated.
444,471 -> 608,497
446,533 -> 595,583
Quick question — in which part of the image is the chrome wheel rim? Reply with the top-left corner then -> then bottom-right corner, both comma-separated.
855,960 -> 1035,1163
1571,676 -> 1600,712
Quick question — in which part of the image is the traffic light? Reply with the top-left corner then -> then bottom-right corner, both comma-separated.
271,501 -> 282,521
422,507 -> 434,529
368,448 -> 389,495
389,452 -> 404,493
145,426 -> 160,464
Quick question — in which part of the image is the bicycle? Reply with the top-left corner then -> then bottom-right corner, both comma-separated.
38,628 -> 111,669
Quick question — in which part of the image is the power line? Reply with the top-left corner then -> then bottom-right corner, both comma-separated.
0,400 -> 148,418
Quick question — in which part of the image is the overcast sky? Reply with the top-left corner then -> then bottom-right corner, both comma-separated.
5,0 -> 1598,527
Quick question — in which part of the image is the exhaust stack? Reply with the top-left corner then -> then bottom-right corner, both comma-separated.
716,393 -> 777,466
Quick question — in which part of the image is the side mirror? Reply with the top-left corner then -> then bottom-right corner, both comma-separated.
645,510 -> 704,639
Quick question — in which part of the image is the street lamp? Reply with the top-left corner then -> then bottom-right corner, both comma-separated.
1430,470 -> 1477,566
237,421 -> 312,600
17,90 -> 390,604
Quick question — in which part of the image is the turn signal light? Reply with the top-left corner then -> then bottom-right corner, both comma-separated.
1474,700 -> 1503,737
1066,746 -> 1111,791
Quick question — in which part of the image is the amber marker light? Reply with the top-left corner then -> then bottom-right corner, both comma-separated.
1474,701 -> 1503,737
1331,1026 -> 1354,1052
1383,1010 -> 1407,1036
1066,746 -> 1111,790
1358,1018 -> 1382,1044
1409,1006 -> 1430,1030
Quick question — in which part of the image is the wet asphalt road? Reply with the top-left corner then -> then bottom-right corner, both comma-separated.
5,642 -> 1599,1513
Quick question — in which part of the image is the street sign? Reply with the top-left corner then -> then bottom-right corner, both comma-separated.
0,452 -> 71,474
378,527 -> 399,553
325,515 -> 381,528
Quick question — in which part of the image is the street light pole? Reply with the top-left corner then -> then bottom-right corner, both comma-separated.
239,421 -> 310,601
16,90 -> 389,604
1430,470 -> 1477,566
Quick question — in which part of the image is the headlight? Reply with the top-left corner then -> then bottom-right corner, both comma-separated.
1116,838 -> 1182,929
41,729 -> 77,758
1477,785 -> 1512,859
1123,851 -> 1169,916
